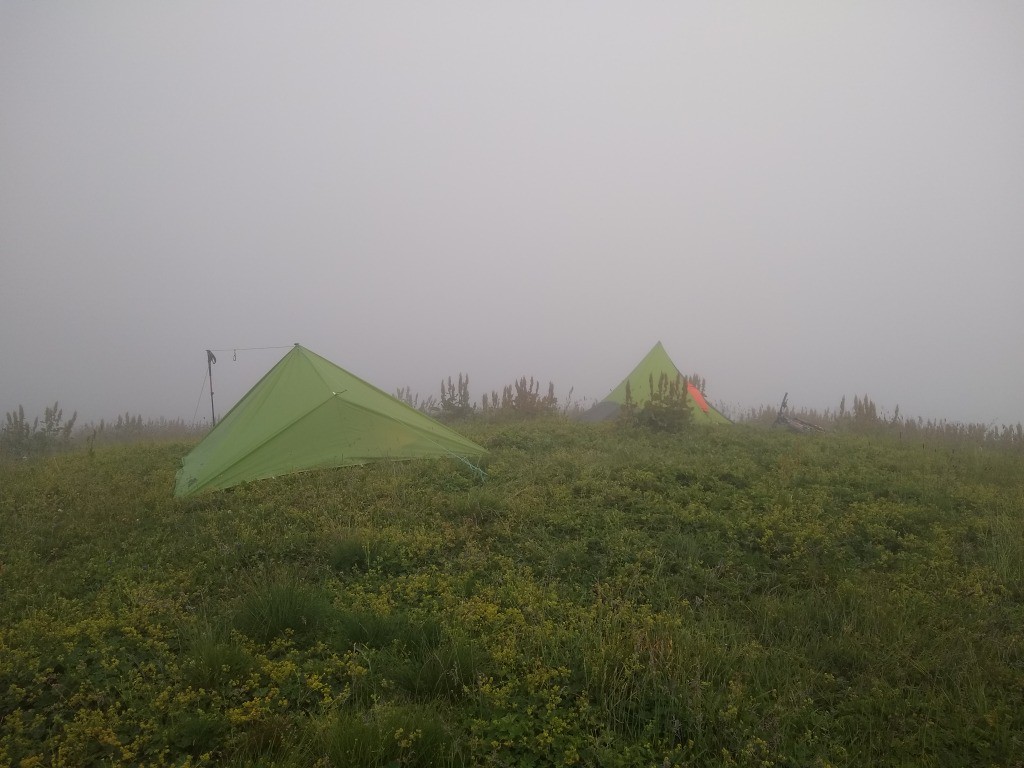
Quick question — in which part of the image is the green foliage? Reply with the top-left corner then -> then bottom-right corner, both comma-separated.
1,402 -> 207,461
1,402 -> 77,457
314,705 -> 461,767
181,618 -> 255,691
396,386 -> 440,415
0,404 -> 32,455
326,528 -> 401,573
479,376 -> 559,419
440,374 -> 475,419
620,373 -> 694,433
83,413 -> 205,445
846,393 -> 880,430
2,423 -> 1023,766
234,574 -> 333,644
743,394 -> 1024,452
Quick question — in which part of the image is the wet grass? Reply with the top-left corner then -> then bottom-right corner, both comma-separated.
1,421 -> 1022,766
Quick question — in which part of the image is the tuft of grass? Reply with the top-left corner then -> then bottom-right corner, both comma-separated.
327,531 -> 371,571
326,528 -> 404,573
389,634 -> 485,701
234,574 -> 333,643
181,618 -> 254,690
313,704 -> 462,768
979,513 -> 1024,597
167,709 -> 229,756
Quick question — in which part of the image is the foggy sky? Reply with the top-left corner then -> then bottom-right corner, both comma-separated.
3,2 -> 1023,428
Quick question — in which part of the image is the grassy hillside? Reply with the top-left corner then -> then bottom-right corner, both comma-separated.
1,420 -> 1022,767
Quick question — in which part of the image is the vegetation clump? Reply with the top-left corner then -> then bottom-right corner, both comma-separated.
401,374 -> 563,421
481,376 -> 559,419
1,403 -> 205,461
620,373 -> 694,432
742,392 -> 1024,451
1,402 -> 76,457
440,374 -> 475,420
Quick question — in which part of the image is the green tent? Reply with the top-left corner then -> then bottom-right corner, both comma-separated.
580,341 -> 731,424
175,344 -> 486,496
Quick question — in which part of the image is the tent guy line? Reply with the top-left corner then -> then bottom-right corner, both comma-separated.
206,345 -> 295,353
199,344 -> 298,425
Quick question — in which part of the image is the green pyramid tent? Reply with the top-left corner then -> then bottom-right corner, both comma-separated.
175,344 -> 486,496
580,341 -> 731,424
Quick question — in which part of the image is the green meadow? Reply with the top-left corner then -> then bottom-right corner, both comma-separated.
2,419 -> 1022,767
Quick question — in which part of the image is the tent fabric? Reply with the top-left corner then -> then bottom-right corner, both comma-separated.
687,383 -> 711,413
581,341 -> 731,425
175,344 -> 486,496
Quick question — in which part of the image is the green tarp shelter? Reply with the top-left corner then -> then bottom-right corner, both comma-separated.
175,344 -> 486,496
580,341 -> 731,424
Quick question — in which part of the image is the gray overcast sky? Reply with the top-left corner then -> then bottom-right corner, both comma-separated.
2,2 -> 1023,427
